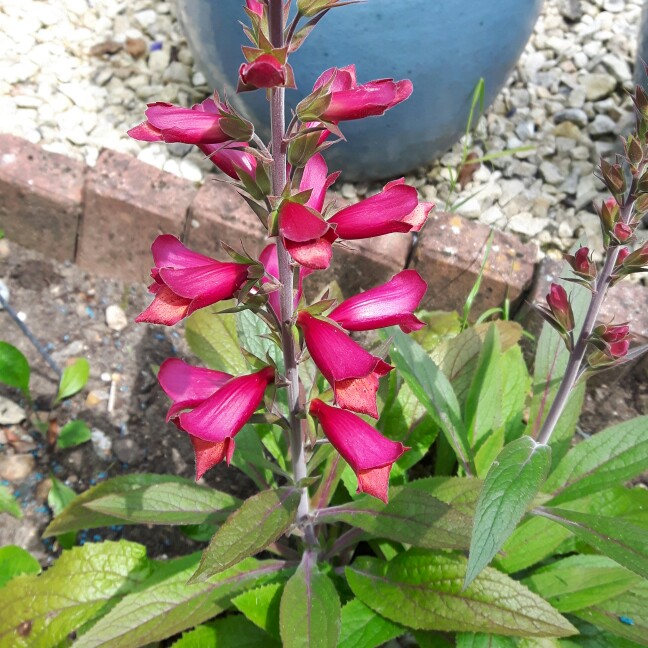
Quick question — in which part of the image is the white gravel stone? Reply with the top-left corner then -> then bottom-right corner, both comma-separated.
105,304 -> 128,331
588,113 -> 617,135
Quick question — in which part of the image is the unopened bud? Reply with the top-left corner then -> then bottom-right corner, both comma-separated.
612,222 -> 634,243
546,283 -> 575,332
565,246 -> 596,279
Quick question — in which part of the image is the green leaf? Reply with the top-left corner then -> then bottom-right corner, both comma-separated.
528,274 -> 589,446
537,507 -> 648,580
84,481 -> 240,526
233,582 -> 284,640
523,555 -> 641,613
545,415 -> 648,504
457,633 -> 517,648
317,485 -> 472,549
465,324 -> 503,447
0,541 -> 152,648
0,546 -> 40,589
560,619 -> 641,648
280,552 -> 341,648
48,476 -> 78,549
337,599 -> 404,648
44,474 -> 213,537
185,304 -> 247,374
56,419 -> 92,449
574,582 -> 648,646
190,487 -> 301,582
230,424 -> 276,489
408,476 -> 482,516
497,486 -> 648,573
56,357 -> 90,401
387,328 -> 472,473
377,376 -> 438,476
0,485 -> 22,518
0,341 -> 30,396
346,550 -> 576,637
466,436 -> 552,587
171,615 -> 280,648
73,555 -> 286,648
547,383 -> 586,469
237,309 -> 283,372
500,344 -> 531,443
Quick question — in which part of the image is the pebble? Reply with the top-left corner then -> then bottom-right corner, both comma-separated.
91,428 -> 112,460
554,108 -> 589,127
0,397 -> 26,425
105,304 -> 128,331
0,454 -> 35,482
588,114 -> 617,136
584,73 -> 618,101
113,437 -> 146,464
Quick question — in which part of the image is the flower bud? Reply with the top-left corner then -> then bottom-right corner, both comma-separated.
564,246 -> 596,279
612,222 -> 634,244
591,323 -> 631,360
546,283 -> 575,333
239,53 -> 287,89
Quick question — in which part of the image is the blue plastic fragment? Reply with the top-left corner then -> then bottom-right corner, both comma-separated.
150,41 -> 163,51
85,306 -> 95,318
93,534 -> 101,542
97,472 -> 107,480
619,616 -> 635,626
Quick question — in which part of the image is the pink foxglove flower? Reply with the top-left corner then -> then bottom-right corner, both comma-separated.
260,243 -> 312,319
239,53 -> 288,89
311,65 -> 412,123
174,366 -> 275,478
297,311 -> 392,418
136,235 -> 250,326
327,179 -> 433,240
128,97 -> 234,145
309,399 -> 408,502
158,358 -> 232,421
279,201 -> 333,270
199,142 -> 258,180
599,323 -> 631,358
329,270 -> 427,333
565,247 -> 596,279
245,0 -> 264,16
300,153 -> 340,212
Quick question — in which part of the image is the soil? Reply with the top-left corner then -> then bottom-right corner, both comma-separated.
0,238 -> 646,565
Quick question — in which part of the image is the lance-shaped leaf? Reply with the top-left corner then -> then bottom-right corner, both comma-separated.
338,599 -> 404,648
544,415 -> 648,504
346,550 -> 576,637
74,554 -> 287,648
536,507 -> 648,580
573,582 -> 648,647
0,484 -> 22,518
279,551 -> 341,648
456,634 -> 517,648
185,304 -> 248,374
0,541 -> 152,648
386,328 -> 472,473
233,582 -> 284,639
190,487 -> 301,582
170,615 -> 280,648
0,341 -> 30,396
44,474 -> 238,536
522,555 -> 641,613
316,485 -> 472,549
84,481 -> 240,526
0,546 -> 40,589
56,357 -> 90,402
465,436 -> 551,587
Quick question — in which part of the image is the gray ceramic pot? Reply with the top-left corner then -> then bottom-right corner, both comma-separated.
177,0 -> 544,180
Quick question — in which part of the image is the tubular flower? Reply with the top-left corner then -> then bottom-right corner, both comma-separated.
564,247 -> 596,279
245,0 -> 264,16
136,235 -> 250,326
299,153 -> 340,212
297,311 -> 392,418
239,53 -> 288,89
597,323 -> 631,358
309,399 -> 408,502
309,65 -> 413,123
259,243 -> 312,318
327,179 -> 433,240
173,366 -> 275,478
329,270 -> 427,333
128,97 -> 235,145
278,200 -> 333,270
199,142 -> 258,180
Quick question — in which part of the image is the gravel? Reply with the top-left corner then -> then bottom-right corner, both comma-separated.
0,0 -> 646,258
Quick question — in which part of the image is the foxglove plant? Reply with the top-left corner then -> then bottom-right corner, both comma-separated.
7,3 -> 648,647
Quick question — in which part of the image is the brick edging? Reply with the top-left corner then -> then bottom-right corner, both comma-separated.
1,133 -> 647,340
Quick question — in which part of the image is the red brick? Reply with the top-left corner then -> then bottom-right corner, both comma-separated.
77,150 -> 197,282
0,134 -> 84,262
411,211 -> 537,315
185,178 -> 269,260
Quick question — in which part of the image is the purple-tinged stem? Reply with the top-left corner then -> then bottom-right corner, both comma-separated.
536,182 -> 636,445
268,0 -> 314,544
